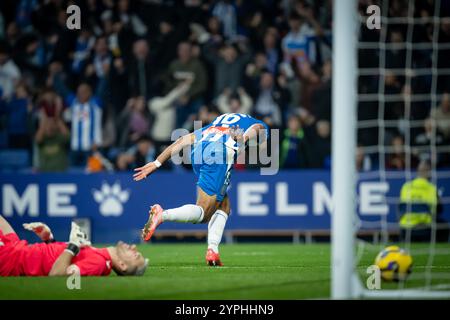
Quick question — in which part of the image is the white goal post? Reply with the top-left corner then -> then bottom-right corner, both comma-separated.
331,0 -> 358,300
331,0 -> 450,299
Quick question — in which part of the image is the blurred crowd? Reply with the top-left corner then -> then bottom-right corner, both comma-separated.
358,0 -> 450,170
0,0 -> 449,173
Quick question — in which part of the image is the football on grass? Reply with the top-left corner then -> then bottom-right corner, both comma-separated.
375,245 -> 413,282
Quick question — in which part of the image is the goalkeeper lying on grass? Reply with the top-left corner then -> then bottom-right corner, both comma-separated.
0,215 -> 148,276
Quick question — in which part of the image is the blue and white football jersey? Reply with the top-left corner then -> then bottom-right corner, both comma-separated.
190,113 -> 268,201
65,94 -> 103,152
193,113 -> 269,151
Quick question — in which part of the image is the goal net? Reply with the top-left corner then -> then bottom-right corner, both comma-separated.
332,0 -> 450,299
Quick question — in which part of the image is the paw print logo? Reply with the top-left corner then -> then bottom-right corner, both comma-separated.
93,182 -> 130,217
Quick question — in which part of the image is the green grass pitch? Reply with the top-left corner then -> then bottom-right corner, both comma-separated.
0,243 -> 449,299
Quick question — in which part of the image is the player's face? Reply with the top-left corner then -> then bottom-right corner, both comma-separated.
116,241 -> 146,272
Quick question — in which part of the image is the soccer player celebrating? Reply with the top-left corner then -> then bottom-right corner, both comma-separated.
133,113 -> 269,266
0,215 -> 148,276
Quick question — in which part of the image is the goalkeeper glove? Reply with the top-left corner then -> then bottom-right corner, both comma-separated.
66,222 -> 91,256
23,222 -> 54,243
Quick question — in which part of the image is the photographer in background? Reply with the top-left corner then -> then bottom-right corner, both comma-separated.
0,82 -> 33,150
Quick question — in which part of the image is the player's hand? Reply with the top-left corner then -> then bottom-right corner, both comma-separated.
69,222 -> 91,248
23,222 -> 54,243
133,162 -> 158,181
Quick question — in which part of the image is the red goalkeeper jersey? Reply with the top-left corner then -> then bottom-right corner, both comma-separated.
0,230 -> 112,276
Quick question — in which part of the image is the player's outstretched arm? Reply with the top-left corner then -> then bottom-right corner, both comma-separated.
49,222 -> 90,276
243,123 -> 266,143
23,222 -> 54,243
230,123 -> 266,151
48,250 -> 78,276
133,133 -> 195,181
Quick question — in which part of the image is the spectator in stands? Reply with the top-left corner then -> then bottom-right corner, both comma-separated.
182,104 -> 221,133
0,82 -> 32,149
116,135 -> 156,171
197,104 -> 220,126
115,0 -> 148,38
246,10 -> 270,50
282,4 -> 323,78
153,16 -> 182,73
128,39 -> 154,99
117,96 -> 151,148
414,118 -> 446,165
51,68 -> 104,166
262,28 -> 281,76
203,40 -> 252,97
386,29 -> 406,69
244,52 -> 270,92
251,70 -> 290,128
356,145 -> 373,172
0,0 -> 448,173
100,106 -> 117,151
311,59 -> 331,121
148,78 -> 192,146
35,88 -> 63,119
4,22 -> 20,49
84,36 -> 112,87
14,32 -> 54,85
99,10 -> 121,58
42,7 -> 77,69
280,114 -> 311,169
30,0 -> 64,36
279,59 -> 302,112
206,16 -> 224,44
165,41 -> 208,127
383,72 -> 403,121
107,56 -> 129,115
306,120 -> 331,169
212,0 -> 237,40
430,92 -> 450,140
389,0 -> 409,17
0,41 -> 21,100
15,0 -> 38,32
216,87 -> 252,115
386,135 -> 417,170
35,114 -> 70,172
71,29 -> 95,76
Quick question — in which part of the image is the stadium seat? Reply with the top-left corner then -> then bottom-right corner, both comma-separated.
0,149 -> 30,172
